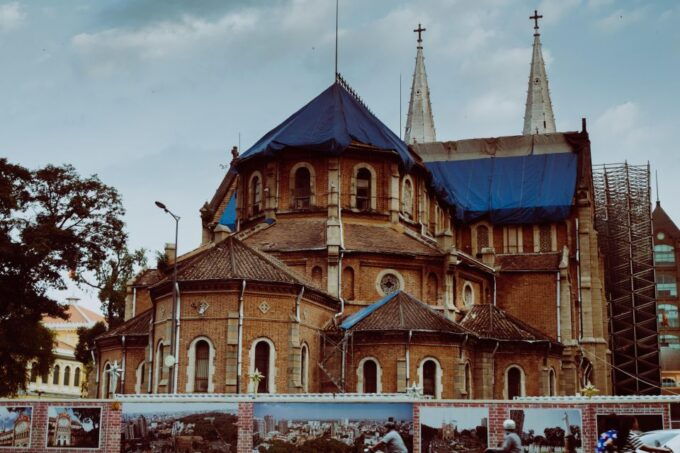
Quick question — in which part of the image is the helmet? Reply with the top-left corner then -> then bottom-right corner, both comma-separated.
503,419 -> 516,430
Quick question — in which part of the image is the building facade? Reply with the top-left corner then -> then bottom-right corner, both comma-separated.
94,16 -> 611,399
25,298 -> 104,398
654,201 -> 680,391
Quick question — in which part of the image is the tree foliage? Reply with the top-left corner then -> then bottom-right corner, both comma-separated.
75,321 -> 108,365
0,159 -> 128,397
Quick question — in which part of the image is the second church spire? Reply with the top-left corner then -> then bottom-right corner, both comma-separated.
405,24 -> 436,144
523,10 -> 556,135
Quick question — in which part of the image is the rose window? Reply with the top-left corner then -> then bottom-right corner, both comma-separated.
380,273 -> 400,294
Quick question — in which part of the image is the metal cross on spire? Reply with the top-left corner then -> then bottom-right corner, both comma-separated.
530,10 -> 543,35
414,23 -> 426,47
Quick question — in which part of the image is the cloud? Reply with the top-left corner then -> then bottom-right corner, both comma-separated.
0,2 -> 25,31
591,102 -> 652,159
538,0 -> 581,24
596,8 -> 646,32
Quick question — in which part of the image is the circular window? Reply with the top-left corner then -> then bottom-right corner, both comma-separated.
380,273 -> 400,294
658,232 -> 666,240
463,284 -> 474,306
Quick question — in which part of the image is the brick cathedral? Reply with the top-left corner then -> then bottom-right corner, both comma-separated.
94,16 -> 611,399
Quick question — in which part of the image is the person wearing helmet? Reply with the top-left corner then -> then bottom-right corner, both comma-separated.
485,419 -> 522,453
368,419 -> 408,453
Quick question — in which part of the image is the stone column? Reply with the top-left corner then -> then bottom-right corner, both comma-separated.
225,311 -> 239,393
389,163 -> 400,223
264,161 -> 278,220
475,351 -> 494,399
288,320 -> 301,393
326,158 -> 342,297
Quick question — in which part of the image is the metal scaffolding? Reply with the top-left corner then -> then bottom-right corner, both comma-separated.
593,162 -> 660,395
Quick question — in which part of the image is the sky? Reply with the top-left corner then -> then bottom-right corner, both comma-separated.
1,0 -> 678,312
420,406 -> 487,429
520,408 -> 583,433
122,402 -> 238,415
254,403 -> 413,420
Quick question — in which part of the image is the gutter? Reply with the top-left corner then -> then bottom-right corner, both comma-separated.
295,286 -> 305,322
575,218 -> 584,340
121,335 -> 126,393
406,330 -> 412,387
173,283 -> 181,393
148,305 -> 155,393
132,287 -> 137,318
556,271 -> 562,343
237,279 -> 246,393
490,341 -> 500,394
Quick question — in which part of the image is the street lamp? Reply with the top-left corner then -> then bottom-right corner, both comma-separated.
155,200 -> 180,394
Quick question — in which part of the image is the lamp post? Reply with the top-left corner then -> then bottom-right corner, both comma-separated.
155,201 -> 180,393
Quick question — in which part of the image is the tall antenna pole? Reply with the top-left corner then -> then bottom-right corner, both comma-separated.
655,169 -> 660,204
399,73 -> 402,139
334,0 -> 339,80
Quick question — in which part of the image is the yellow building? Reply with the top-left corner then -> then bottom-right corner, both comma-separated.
25,297 -> 105,398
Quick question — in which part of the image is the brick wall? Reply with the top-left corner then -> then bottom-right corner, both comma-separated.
3,397 -> 675,452
0,400 -> 120,452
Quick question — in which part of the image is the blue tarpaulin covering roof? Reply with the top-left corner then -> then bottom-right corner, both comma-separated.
239,81 -> 415,170
218,192 -> 237,230
426,152 -> 578,224
340,291 -> 400,330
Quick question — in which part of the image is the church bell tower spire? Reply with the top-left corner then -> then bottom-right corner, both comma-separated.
523,10 -> 556,135
404,23 -> 436,144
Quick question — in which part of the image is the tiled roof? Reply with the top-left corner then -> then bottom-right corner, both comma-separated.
96,309 -> 152,340
340,291 -> 466,334
244,219 -> 326,252
343,223 -> 442,256
153,236 -> 330,296
132,268 -> 163,287
497,253 -> 561,272
653,202 -> 680,238
459,304 -> 555,342
43,303 -> 105,326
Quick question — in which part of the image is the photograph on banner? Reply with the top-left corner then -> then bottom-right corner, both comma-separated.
0,406 -> 32,449
253,402 -> 413,452
508,408 -> 583,453
121,402 -> 238,453
420,406 -> 488,453
46,406 -> 101,449
595,414 -> 664,435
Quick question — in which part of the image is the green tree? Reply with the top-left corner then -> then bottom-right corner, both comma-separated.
0,159 -> 127,397
78,245 -> 147,327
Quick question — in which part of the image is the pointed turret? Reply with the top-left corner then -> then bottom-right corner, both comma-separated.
523,11 -> 556,135
404,24 -> 436,145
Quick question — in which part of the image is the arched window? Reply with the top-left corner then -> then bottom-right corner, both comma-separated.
41,370 -> 48,383
464,362 -> 472,399
506,366 -> 524,399
655,244 -> 676,264
539,224 -> 552,252
476,225 -> 489,254
312,266 -> 323,286
422,359 -> 438,397
427,273 -> 438,304
356,168 -> 372,211
29,366 -> 38,383
463,283 -> 474,307
102,363 -> 111,398
342,267 -> 355,300
53,365 -> 60,385
357,357 -> 381,394
580,358 -> 594,387
293,167 -> 311,209
658,274 -> 678,297
74,368 -> 81,387
300,344 -> 309,392
250,174 -> 262,216
363,360 -> 378,393
549,368 -> 557,396
658,304 -> 679,328
662,377 -> 677,387
402,177 -> 414,218
253,340 -> 273,394
63,366 -> 71,386
194,340 -> 210,393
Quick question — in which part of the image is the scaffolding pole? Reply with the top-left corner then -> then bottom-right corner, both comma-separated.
593,162 -> 660,395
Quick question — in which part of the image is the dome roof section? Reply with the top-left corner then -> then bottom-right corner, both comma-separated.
238,78 -> 415,170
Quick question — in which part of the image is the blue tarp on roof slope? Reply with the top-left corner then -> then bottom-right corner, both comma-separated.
239,82 -> 415,170
218,192 -> 237,230
340,291 -> 400,330
426,152 -> 578,224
